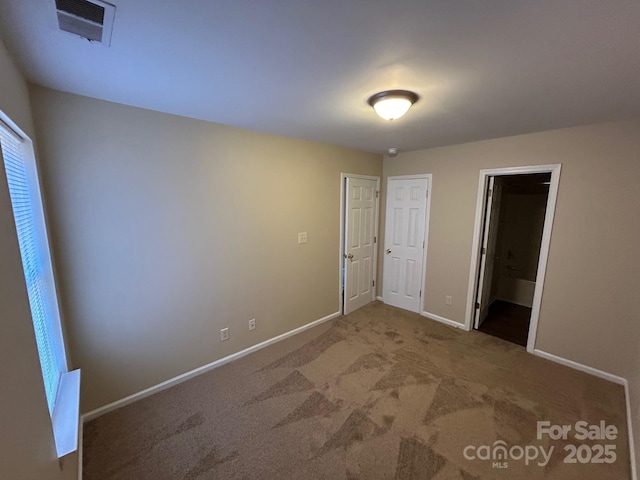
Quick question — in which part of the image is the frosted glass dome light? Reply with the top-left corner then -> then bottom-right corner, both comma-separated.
367,90 -> 418,121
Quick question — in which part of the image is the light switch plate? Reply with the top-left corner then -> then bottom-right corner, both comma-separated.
298,232 -> 308,244
220,328 -> 229,341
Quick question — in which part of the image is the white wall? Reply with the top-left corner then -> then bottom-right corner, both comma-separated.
0,39 -> 78,480
29,86 -> 382,412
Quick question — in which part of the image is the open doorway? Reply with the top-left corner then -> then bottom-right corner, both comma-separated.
466,164 -> 561,351
475,173 -> 550,345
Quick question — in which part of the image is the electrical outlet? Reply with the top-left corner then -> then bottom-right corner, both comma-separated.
298,232 -> 308,244
445,295 -> 453,306
248,318 -> 256,331
220,327 -> 229,341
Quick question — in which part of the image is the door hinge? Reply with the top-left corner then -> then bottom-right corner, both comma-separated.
372,280 -> 375,287
481,247 -> 486,254
376,190 -> 379,198
488,189 -> 493,198
475,302 -> 480,309
423,240 -> 425,249
374,236 -> 377,243
420,290 -> 422,297
426,190 -> 429,198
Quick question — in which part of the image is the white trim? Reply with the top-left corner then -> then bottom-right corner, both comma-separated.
82,310 -> 341,422
421,311 -> 466,330
532,349 -> 626,384
52,369 -> 80,457
340,173 -> 381,181
77,419 -> 83,480
421,175 -> 433,316
386,173 -> 432,180
376,296 -> 383,302
382,174 -> 432,314
625,381 -> 638,480
464,164 -> 562,355
339,175 -> 346,313
340,173 -> 381,314
526,166 -> 561,351
532,349 -> 636,479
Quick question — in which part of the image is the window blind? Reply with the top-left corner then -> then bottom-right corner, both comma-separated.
0,122 -> 65,415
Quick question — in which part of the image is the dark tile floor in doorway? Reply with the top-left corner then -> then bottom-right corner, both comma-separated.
477,300 -> 531,346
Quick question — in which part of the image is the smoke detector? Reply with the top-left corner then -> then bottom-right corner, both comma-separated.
387,147 -> 399,158
55,0 -> 116,45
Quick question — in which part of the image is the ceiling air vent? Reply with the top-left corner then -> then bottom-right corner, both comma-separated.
55,0 -> 116,45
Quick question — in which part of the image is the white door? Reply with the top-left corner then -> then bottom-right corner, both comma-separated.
474,177 -> 503,328
383,177 -> 429,312
344,177 -> 378,314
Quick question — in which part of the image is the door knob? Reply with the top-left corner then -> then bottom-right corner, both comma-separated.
344,253 -> 354,259
386,249 -> 392,254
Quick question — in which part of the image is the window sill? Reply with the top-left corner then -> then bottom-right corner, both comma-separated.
52,369 -> 81,458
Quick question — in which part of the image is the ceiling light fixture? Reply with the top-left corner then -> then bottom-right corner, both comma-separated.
367,90 -> 419,121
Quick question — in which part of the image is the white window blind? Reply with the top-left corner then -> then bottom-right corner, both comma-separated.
0,121 -> 67,415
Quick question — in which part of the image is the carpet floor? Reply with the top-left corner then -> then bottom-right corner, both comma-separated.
83,302 -> 630,479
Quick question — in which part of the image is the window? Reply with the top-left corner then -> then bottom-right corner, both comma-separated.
0,115 -> 79,457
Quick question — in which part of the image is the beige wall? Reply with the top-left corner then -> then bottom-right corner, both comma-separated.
0,40 -> 77,480
28,86 -> 382,412
379,119 -> 640,466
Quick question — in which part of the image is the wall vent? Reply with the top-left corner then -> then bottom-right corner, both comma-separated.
55,0 -> 115,45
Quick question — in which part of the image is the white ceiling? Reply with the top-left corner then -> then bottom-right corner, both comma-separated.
0,0 -> 639,153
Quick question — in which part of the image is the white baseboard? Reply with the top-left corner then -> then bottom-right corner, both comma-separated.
421,311 -> 466,330
532,349 -> 626,385
82,310 -> 341,423
376,296 -> 383,302
624,381 -> 638,480
533,349 -> 636,480
77,421 -> 83,480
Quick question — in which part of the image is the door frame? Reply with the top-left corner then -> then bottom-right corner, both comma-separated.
339,173 -> 381,315
382,174 -> 433,313
464,164 -> 562,352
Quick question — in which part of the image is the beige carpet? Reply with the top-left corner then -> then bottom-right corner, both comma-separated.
84,302 -> 630,479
